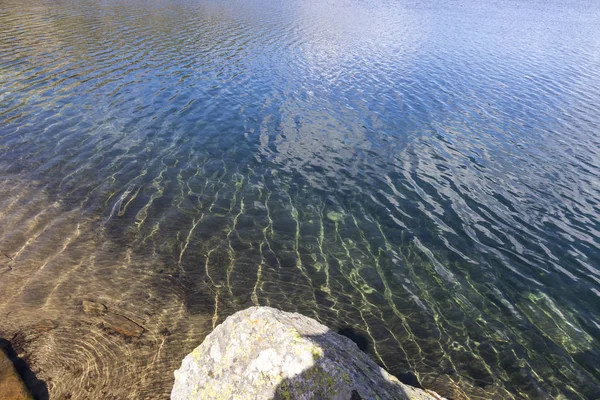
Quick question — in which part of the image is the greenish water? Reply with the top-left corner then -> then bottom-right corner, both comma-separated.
1,0 -> 600,398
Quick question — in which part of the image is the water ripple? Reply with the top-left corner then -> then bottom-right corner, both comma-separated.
1,0 -> 600,399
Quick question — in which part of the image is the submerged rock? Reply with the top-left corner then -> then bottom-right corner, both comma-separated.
102,313 -> 145,338
32,320 -> 58,333
82,300 -> 107,314
171,307 -> 444,400
0,348 -> 33,400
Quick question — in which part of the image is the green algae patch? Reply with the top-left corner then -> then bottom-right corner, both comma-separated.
326,211 -> 345,222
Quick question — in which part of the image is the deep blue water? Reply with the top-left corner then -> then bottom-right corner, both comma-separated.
1,0 -> 600,398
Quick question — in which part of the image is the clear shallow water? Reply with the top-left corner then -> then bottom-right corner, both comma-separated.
1,0 -> 600,398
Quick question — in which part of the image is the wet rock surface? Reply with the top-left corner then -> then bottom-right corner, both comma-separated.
0,347 -> 33,400
171,307 -> 445,400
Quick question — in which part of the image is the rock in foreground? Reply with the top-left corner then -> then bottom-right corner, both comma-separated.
172,307 -> 444,400
0,348 -> 33,400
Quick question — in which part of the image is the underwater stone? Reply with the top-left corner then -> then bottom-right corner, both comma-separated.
32,320 -> 58,333
102,313 -> 145,338
326,211 -> 345,222
82,300 -> 107,314
171,306 -> 445,400
0,348 -> 33,400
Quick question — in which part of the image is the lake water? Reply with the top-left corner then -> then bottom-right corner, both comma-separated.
1,0 -> 600,398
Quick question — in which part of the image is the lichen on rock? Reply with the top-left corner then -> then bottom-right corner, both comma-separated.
171,307 -> 445,400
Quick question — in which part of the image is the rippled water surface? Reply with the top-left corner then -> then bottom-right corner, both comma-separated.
1,0 -> 600,398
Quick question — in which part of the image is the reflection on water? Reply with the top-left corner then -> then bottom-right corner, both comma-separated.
1,0 -> 600,398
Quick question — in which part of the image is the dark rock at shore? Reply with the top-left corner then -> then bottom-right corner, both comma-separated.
0,347 -> 33,400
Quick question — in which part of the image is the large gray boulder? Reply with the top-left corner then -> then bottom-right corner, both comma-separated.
172,307 -> 444,400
